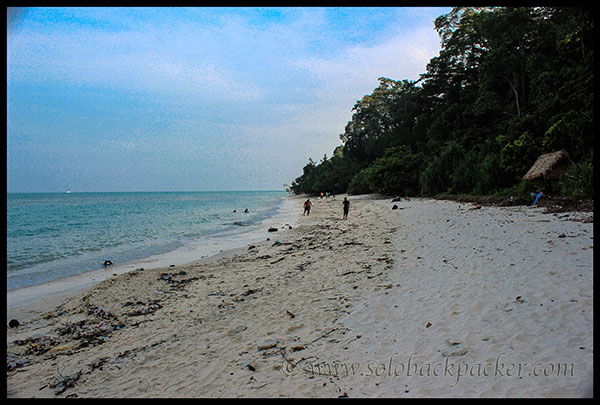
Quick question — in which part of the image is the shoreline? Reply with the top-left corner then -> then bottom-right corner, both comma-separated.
6,195 -> 304,319
6,195 -> 593,397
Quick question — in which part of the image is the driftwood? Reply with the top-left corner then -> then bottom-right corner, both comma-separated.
269,257 -> 286,265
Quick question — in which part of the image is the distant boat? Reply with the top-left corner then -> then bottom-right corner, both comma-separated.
66,190 -> 71,194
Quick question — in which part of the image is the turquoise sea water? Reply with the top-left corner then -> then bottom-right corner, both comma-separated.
6,191 -> 287,290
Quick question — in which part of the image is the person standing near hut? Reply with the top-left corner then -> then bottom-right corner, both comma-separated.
532,189 -> 544,205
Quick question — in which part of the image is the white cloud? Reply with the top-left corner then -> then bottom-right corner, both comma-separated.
146,60 -> 267,102
291,25 -> 440,104
8,7 -> 447,192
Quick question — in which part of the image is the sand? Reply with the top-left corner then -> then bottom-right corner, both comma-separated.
5,195 -> 593,398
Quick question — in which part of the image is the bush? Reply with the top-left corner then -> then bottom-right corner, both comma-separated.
559,152 -> 594,199
493,180 -> 537,200
420,143 -> 463,196
347,167 -> 373,195
348,146 -> 424,195
499,130 -> 541,180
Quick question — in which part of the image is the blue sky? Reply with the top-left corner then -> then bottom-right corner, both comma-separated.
7,7 -> 449,193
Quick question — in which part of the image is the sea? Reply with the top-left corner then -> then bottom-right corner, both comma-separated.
6,191 -> 294,292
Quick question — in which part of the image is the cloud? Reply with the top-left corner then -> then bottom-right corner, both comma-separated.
291,25 -> 440,103
7,7 -> 447,192
146,60 -> 267,102
7,18 -> 267,103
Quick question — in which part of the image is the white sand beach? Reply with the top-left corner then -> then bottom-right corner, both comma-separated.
6,195 -> 593,398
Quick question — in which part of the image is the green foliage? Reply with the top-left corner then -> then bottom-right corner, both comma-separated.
290,7 -> 593,199
420,143 -> 461,195
290,153 -> 362,195
492,180 -> 537,200
559,152 -> 594,199
474,152 -> 507,195
542,110 -> 593,159
500,131 -> 541,179
347,167 -> 373,195
347,146 -> 425,196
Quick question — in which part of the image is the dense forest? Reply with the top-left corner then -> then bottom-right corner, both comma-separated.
288,7 -> 593,200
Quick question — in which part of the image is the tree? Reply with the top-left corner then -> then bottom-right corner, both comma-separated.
291,7 -> 593,199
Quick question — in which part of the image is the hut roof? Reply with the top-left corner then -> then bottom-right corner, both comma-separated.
522,150 -> 571,181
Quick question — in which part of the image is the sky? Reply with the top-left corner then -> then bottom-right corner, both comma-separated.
7,7 -> 449,193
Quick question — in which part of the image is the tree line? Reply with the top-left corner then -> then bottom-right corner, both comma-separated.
289,7 -> 593,200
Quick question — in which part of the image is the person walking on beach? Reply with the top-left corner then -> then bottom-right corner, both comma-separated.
303,199 -> 312,216
342,197 -> 350,220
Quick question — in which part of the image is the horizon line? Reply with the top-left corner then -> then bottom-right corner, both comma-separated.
6,189 -> 288,194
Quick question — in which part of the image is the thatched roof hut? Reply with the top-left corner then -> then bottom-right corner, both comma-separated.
522,150 -> 571,182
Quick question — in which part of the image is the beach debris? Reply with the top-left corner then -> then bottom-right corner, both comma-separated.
7,358 -> 26,370
248,245 -> 256,250
268,227 -> 278,232
392,205 -> 398,210
425,322 -> 432,328
49,368 -> 82,395
126,300 -> 163,317
258,340 -> 280,351
270,257 -> 286,265
440,348 -> 468,358
247,363 -> 256,371
287,324 -> 304,332
241,288 -> 261,296
231,325 -> 247,334
43,310 -> 68,320
290,345 -> 305,352
286,310 -> 296,319
8,319 -> 20,328
307,328 -> 348,346
87,305 -> 114,320
295,261 -> 311,271
55,316 -> 125,349
158,272 -> 200,289
48,344 -> 73,354
14,334 -> 59,355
